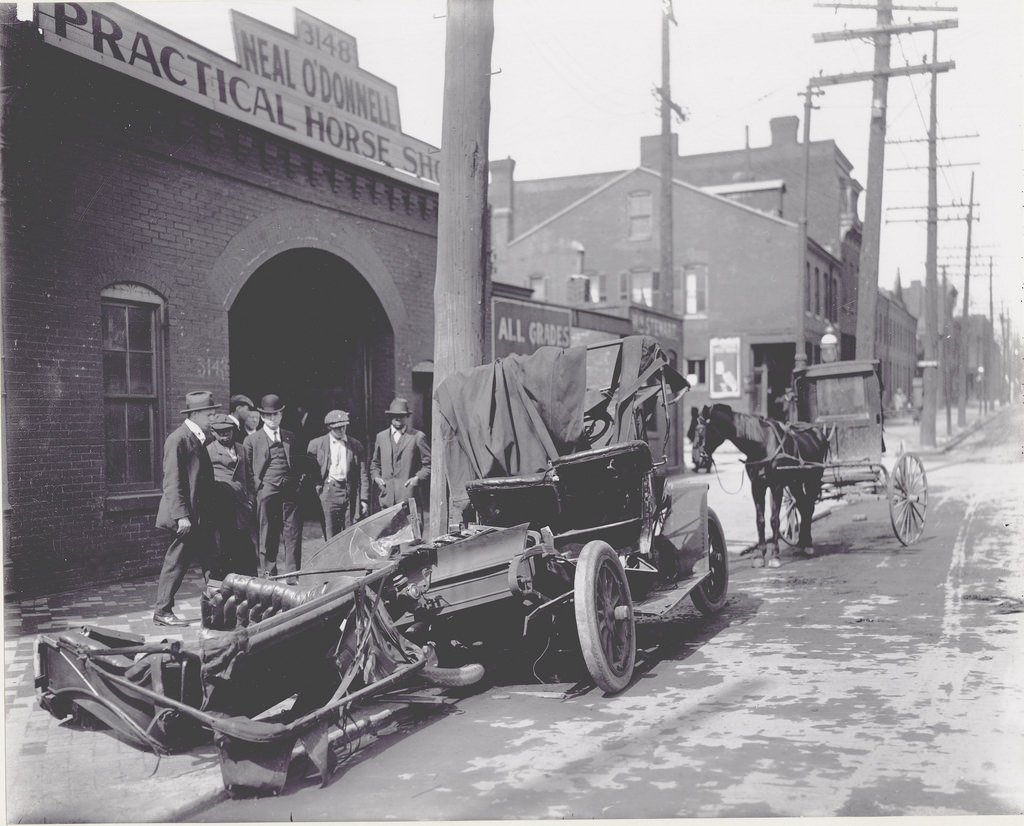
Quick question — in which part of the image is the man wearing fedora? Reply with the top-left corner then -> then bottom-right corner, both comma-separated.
370,397 -> 431,520
307,409 -> 370,538
153,390 -> 219,626
241,394 -> 306,581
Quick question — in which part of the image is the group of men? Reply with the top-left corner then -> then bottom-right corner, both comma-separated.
152,391 -> 431,627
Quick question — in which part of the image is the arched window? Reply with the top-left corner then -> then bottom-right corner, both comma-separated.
101,284 -> 165,491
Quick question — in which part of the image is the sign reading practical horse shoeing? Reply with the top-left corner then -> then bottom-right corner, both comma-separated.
35,3 -> 440,187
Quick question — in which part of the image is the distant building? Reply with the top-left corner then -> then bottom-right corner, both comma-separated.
491,117 -> 864,421
875,274 -> 918,410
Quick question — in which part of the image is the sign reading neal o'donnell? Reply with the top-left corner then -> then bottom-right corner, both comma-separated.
492,298 -> 572,360
35,3 -> 440,186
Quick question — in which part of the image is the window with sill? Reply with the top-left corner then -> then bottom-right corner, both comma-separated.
627,191 -> 652,240
102,284 -> 165,494
676,264 -> 708,317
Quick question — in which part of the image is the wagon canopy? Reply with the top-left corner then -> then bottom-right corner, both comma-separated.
434,335 -> 687,509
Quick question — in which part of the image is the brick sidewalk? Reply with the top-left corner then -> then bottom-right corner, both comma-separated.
3,571 -> 232,823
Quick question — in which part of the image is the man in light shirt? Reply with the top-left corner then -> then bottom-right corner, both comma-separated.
307,409 -> 369,538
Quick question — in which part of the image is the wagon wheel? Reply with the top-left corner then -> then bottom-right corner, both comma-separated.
691,509 -> 729,616
776,487 -> 801,547
889,452 -> 928,546
574,540 -> 635,694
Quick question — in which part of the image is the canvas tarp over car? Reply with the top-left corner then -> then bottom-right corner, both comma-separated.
434,344 -> 588,514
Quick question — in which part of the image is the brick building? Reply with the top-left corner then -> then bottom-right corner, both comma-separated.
490,117 -> 864,422
1,6 -> 439,596
875,276 -> 918,410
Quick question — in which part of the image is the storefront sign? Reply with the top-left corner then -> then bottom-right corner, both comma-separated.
35,3 -> 439,187
709,337 -> 742,399
628,308 -> 680,347
492,298 -> 571,359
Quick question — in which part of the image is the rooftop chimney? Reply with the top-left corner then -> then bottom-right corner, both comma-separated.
769,116 -> 800,146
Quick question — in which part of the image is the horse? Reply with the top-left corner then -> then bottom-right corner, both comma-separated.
687,406 -> 713,472
691,403 -> 831,567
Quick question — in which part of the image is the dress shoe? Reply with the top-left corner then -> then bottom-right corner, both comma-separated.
153,610 -> 190,627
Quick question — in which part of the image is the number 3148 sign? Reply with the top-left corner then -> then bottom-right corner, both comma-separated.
709,337 -> 741,399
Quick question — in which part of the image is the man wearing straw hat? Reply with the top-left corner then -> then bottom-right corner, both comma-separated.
153,390 -> 219,626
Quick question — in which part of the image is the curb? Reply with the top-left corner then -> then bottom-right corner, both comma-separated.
158,698 -> 410,819
898,406 -> 1004,457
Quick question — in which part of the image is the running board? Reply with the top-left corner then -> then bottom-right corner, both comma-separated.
632,572 -> 707,621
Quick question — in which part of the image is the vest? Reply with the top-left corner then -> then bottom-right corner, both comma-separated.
261,441 -> 292,492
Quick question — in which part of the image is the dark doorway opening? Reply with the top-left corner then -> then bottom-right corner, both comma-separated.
229,249 -> 394,452
751,343 -> 796,420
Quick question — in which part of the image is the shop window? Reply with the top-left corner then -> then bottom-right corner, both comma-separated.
686,358 -> 707,385
627,191 -> 652,240
682,264 -> 707,317
102,285 -> 164,491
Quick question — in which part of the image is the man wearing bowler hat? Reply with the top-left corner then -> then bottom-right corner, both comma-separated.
242,394 -> 306,581
307,409 -> 370,538
153,390 -> 219,626
370,397 -> 431,518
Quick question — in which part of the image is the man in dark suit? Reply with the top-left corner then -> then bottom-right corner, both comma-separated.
307,409 -> 370,538
370,397 -> 431,518
153,391 -> 219,626
207,412 -> 256,576
242,394 -> 306,581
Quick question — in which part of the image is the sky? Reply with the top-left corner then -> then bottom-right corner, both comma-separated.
20,0 -> 1024,335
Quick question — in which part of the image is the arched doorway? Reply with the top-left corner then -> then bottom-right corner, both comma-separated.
229,248 -> 393,452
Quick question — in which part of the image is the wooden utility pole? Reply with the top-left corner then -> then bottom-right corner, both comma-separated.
428,0 -> 494,539
810,10 -> 955,360
659,0 -> 677,318
920,29 -> 940,447
854,0 -> 892,360
941,266 -> 952,435
986,256 -> 993,414
794,85 -> 821,374
956,171 -> 974,428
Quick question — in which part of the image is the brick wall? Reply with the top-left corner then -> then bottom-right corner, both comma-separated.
1,28 -> 437,596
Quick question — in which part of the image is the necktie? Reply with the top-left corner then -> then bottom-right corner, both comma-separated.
392,429 -> 402,444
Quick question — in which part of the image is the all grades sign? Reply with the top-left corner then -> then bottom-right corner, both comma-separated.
492,298 -> 572,360
35,3 -> 440,187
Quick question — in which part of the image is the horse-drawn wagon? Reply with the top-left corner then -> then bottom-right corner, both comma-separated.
691,358 -> 928,567
35,336 -> 728,797
788,359 -> 928,546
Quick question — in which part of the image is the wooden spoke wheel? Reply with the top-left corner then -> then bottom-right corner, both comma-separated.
889,452 -> 928,546
776,486 -> 801,547
691,509 -> 729,616
574,541 -> 635,694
